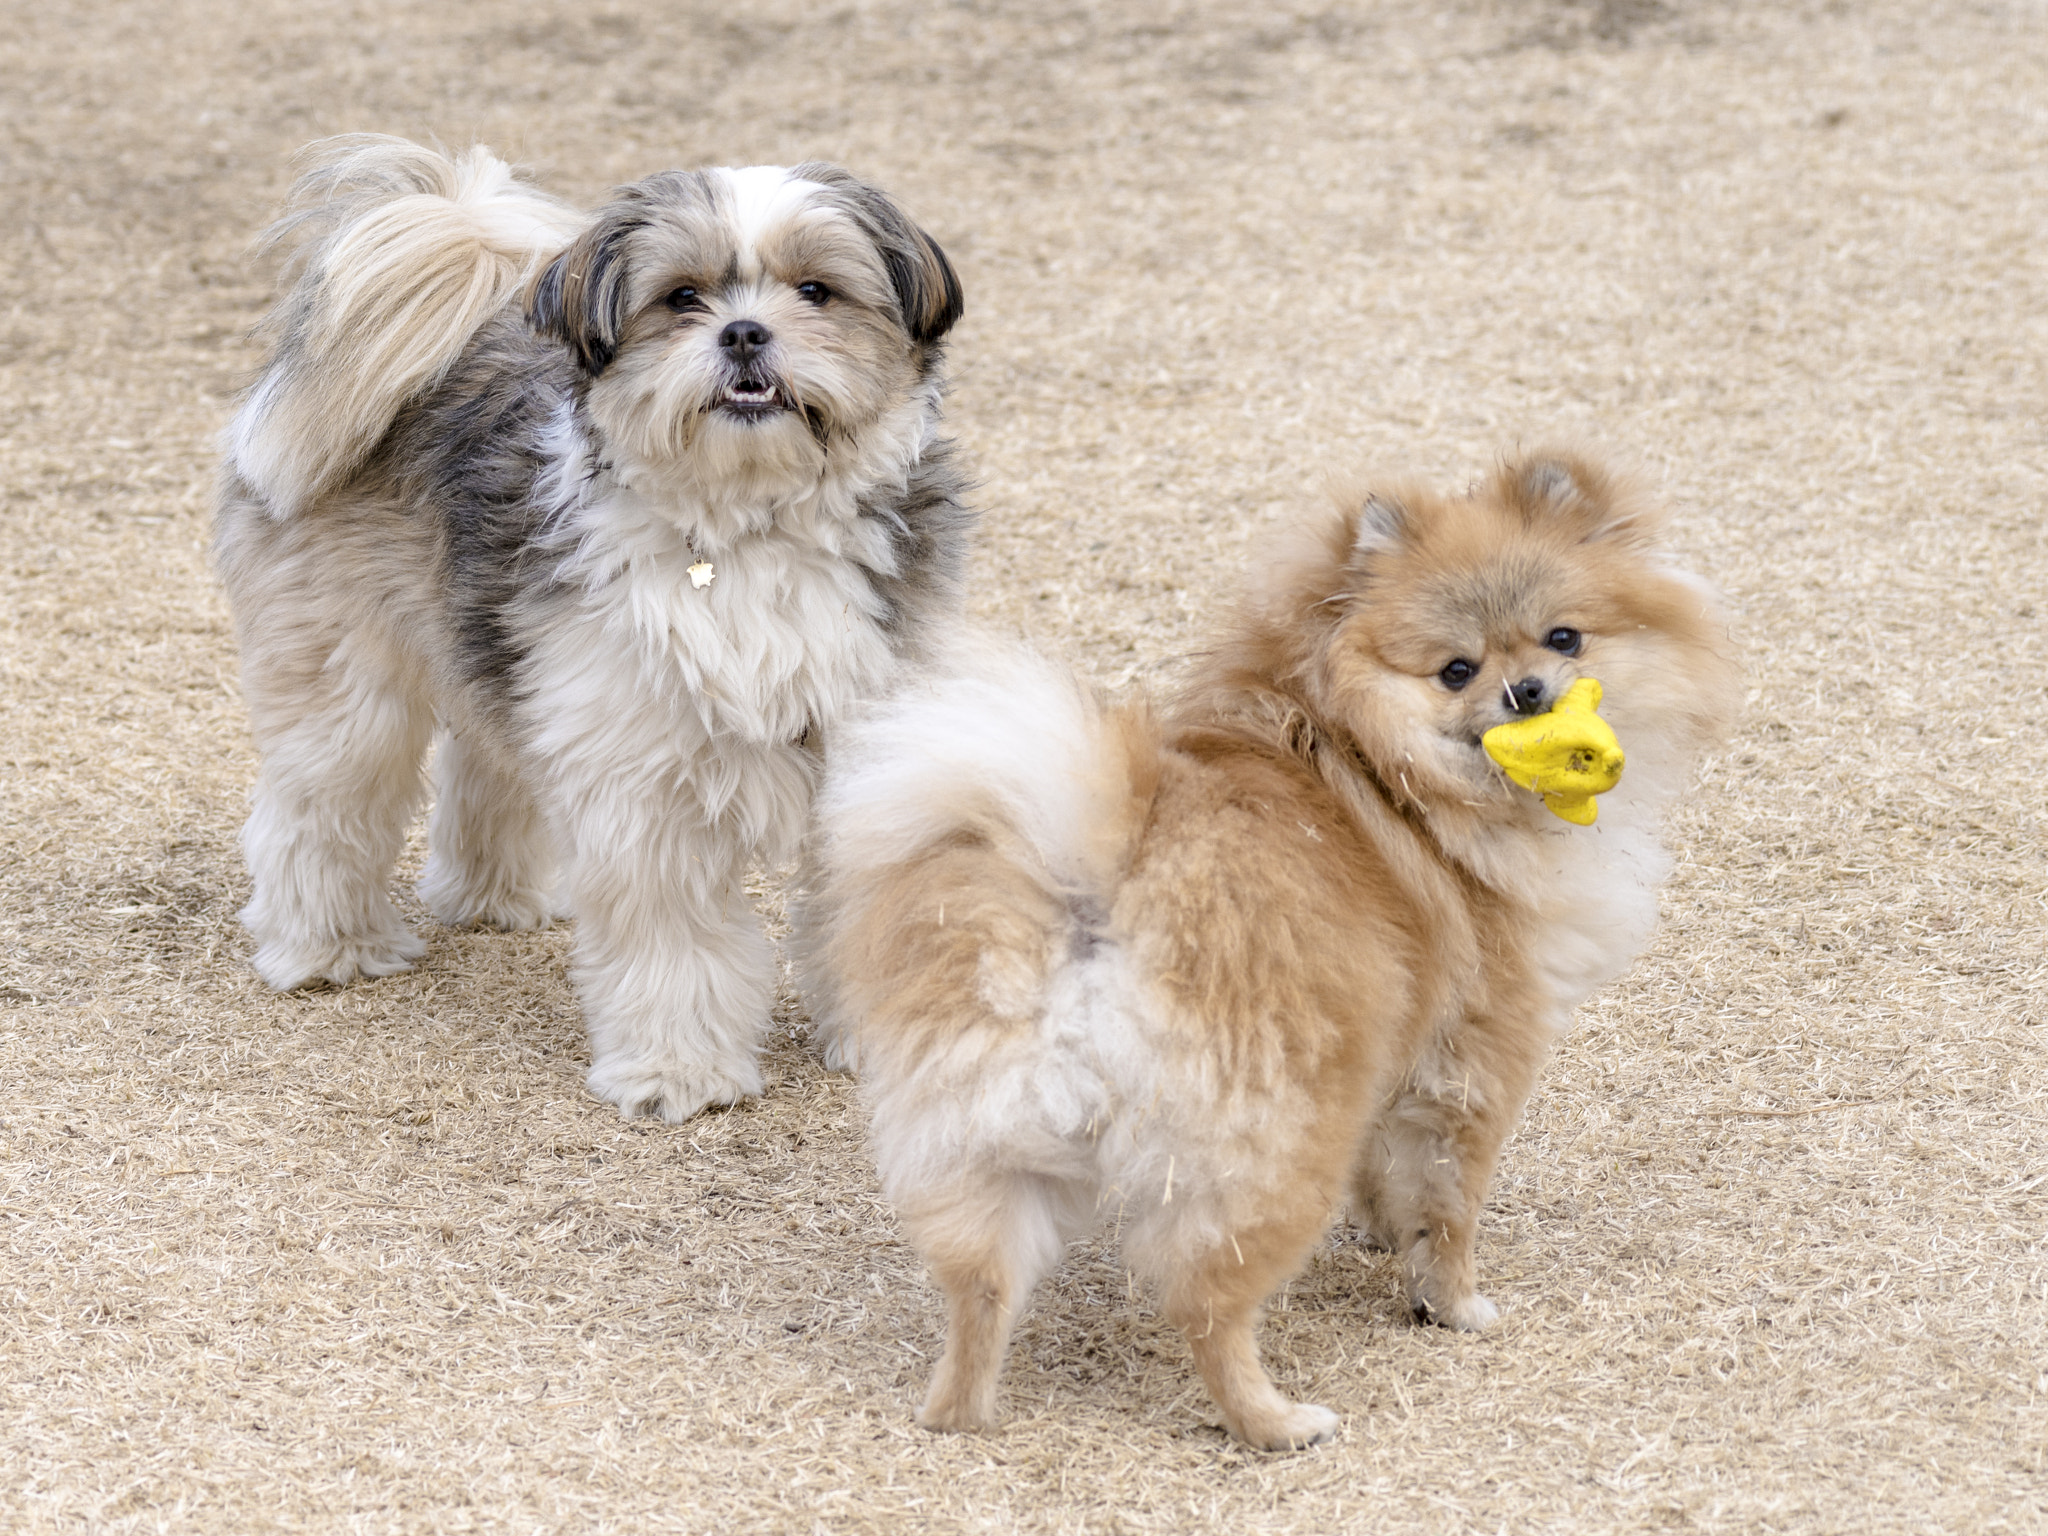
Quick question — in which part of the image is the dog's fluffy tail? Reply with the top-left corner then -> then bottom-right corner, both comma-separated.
803,639 -> 1161,1065
227,136 -> 587,517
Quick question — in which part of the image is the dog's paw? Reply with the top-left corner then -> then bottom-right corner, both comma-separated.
915,1373 -> 999,1435
814,1030 -> 859,1074
250,928 -> 426,990
415,866 -> 556,931
1411,1291 -> 1500,1332
586,1056 -> 765,1123
1233,1401 -> 1342,1452
914,1399 -> 996,1435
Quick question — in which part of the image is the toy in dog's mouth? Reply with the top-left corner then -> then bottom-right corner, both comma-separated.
1481,677 -> 1625,825
718,379 -> 796,418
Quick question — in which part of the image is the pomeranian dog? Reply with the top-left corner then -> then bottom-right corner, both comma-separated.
215,138 -> 969,1122
805,453 -> 1737,1448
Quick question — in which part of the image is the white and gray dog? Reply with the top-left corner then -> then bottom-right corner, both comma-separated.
215,137 -> 970,1121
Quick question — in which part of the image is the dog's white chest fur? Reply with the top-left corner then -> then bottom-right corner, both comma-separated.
535,463 -> 902,751
1524,805 -> 1668,1019
614,501 -> 894,745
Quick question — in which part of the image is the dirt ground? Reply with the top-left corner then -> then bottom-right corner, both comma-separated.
2,1 -> 2043,1531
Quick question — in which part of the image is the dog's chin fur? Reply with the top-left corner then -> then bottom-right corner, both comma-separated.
806,453 -> 1739,1449
215,137 -> 970,1123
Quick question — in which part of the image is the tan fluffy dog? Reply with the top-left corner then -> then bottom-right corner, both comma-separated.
806,453 -> 1738,1449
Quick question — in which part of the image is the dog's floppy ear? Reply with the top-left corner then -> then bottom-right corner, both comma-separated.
883,218 -> 965,345
1501,452 -> 1663,548
529,201 -> 647,377
794,163 -> 964,345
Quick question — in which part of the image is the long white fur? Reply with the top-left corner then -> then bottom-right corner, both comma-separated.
229,139 -> 587,518
504,409 -> 914,1112
226,144 -> 962,1121
239,625 -> 437,990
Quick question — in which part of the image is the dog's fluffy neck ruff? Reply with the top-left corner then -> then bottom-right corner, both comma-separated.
1174,649 -> 1666,1014
1184,544 -> 1677,875
546,384 -> 939,557
528,395 -> 925,747
1171,655 -> 1497,862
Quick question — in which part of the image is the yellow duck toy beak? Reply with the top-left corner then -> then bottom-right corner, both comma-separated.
1481,677 -> 1625,826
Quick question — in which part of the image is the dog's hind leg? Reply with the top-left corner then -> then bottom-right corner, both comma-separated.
416,724 -> 557,930
237,628 -> 434,990
1134,1194 -> 1344,1451
900,1171 -> 1082,1434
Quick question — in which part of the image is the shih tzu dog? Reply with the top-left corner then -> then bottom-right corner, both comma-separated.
215,137 -> 969,1122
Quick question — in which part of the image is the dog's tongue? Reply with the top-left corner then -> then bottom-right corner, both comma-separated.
1481,677 -> 1625,826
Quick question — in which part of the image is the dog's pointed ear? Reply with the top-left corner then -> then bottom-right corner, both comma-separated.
795,163 -> 964,346
1501,453 -> 1663,548
1513,456 -> 1587,512
1350,492 -> 1411,561
529,204 -> 646,377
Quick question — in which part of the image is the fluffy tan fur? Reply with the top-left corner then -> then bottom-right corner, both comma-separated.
810,452 -> 1739,1449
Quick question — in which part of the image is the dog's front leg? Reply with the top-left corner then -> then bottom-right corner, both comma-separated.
555,782 -> 777,1123
1356,1014 -> 1550,1331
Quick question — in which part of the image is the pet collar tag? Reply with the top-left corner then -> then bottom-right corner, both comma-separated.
688,559 -> 716,590
1481,677 -> 1625,826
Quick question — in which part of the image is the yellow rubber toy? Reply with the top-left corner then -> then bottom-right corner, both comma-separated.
1481,677 -> 1625,826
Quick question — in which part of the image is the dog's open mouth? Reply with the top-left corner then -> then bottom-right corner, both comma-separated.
717,379 -> 796,419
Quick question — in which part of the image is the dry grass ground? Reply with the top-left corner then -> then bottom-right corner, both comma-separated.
2,1 -> 2044,1530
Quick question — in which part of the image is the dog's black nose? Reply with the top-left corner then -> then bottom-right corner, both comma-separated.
718,319 -> 772,359
1508,677 -> 1549,715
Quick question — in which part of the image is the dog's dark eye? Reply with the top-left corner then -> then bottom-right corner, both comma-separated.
1439,659 -> 1477,690
1545,627 -> 1583,656
795,281 -> 830,305
664,286 -> 704,313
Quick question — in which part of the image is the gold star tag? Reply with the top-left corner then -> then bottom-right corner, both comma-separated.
687,560 -> 716,590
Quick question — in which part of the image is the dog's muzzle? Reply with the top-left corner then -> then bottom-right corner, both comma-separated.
718,378 -> 795,417
713,318 -> 797,418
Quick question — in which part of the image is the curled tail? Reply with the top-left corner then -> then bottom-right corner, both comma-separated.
803,640 -> 1161,1066
227,136 -> 587,517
